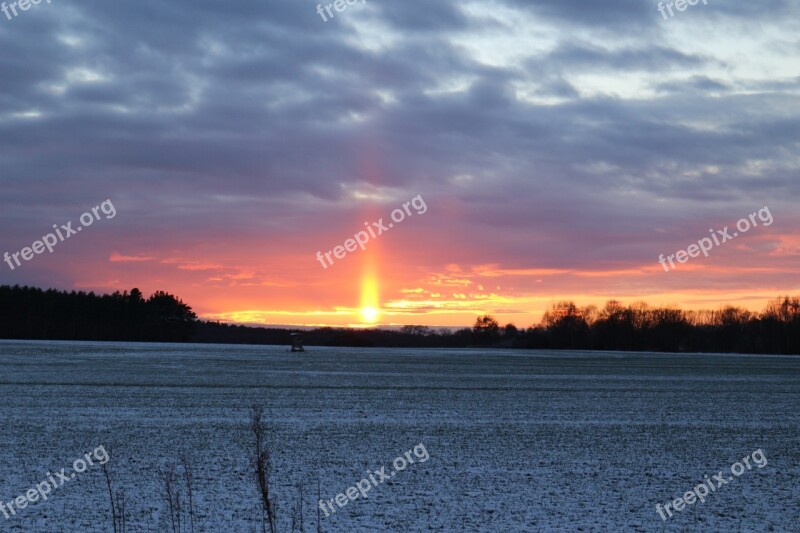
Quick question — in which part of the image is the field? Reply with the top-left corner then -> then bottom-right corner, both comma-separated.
0,340 -> 798,532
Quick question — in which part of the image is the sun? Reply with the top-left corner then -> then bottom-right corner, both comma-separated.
361,306 -> 379,323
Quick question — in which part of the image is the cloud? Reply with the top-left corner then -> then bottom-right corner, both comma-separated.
109,252 -> 155,263
0,0 -> 798,325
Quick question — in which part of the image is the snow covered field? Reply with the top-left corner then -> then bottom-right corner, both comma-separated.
0,340 -> 798,532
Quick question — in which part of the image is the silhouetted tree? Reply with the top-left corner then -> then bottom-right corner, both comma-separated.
760,296 -> 800,353
145,291 -> 197,342
473,315 -> 500,344
400,325 -> 432,337
593,300 -> 637,350
541,301 -> 591,349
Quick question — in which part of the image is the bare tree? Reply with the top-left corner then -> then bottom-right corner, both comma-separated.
181,453 -> 197,533
317,479 -> 322,533
160,463 -> 183,533
102,448 -> 127,533
291,481 -> 305,533
116,490 -> 127,533
102,459 -> 118,533
251,405 -> 277,533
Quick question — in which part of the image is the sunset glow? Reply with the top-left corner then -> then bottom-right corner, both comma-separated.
1,1 -> 798,329
360,265 -> 381,325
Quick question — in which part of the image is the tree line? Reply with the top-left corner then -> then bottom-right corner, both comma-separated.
1,284 -> 798,354
0,285 -> 197,343
473,298 -> 800,354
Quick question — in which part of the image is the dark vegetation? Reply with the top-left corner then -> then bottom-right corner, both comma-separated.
1,285 -> 799,354
0,285 -> 197,343
99,407 -> 314,532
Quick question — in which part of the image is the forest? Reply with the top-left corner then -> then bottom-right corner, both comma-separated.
1,285 -> 798,354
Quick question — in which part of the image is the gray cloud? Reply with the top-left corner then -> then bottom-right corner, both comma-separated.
0,0 -> 798,287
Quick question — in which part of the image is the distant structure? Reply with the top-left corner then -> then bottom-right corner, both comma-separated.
290,333 -> 305,352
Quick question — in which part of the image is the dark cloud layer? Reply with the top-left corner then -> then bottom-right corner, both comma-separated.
0,0 -> 798,310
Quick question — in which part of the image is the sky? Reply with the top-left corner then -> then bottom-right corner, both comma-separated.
0,0 -> 799,328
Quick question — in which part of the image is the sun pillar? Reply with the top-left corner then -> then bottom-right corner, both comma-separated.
360,262 -> 380,324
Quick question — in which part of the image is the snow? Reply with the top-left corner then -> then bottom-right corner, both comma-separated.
0,340 -> 797,531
